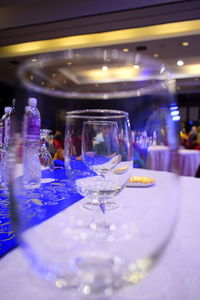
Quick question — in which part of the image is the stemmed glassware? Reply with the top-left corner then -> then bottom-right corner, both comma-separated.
65,109 -> 132,211
9,47 -> 180,300
39,129 -> 54,171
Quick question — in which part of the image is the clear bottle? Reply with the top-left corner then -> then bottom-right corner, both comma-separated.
1,106 -> 12,189
23,98 -> 41,189
153,130 -> 157,146
0,118 -> 4,186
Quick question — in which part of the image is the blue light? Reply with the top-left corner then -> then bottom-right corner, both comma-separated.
171,110 -> 179,116
170,106 -> 178,110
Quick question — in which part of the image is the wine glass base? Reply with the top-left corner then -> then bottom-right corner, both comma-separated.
83,201 -> 119,211
55,255 -> 124,299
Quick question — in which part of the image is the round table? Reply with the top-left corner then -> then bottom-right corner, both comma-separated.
178,149 -> 200,177
146,146 -> 200,176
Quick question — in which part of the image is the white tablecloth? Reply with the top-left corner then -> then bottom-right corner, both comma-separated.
146,146 -> 200,176
146,146 -> 170,172
1,170 -> 200,300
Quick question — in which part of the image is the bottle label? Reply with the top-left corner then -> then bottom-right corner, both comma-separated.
26,117 -> 40,138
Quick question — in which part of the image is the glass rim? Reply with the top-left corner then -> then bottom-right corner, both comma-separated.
17,47 -> 172,100
66,109 -> 129,119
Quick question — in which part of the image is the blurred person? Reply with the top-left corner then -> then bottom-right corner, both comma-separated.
196,125 -> 200,145
53,130 -> 64,160
180,127 -> 188,148
187,126 -> 198,149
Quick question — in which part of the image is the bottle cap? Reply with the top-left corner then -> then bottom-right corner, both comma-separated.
28,97 -> 37,107
4,107 -> 12,114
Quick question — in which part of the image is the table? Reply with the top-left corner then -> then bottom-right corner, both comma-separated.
0,169 -> 200,300
178,149 -> 200,176
146,146 -> 200,176
146,146 -> 170,172
0,161 -> 83,257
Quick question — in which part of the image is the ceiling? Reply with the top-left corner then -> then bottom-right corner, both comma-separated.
0,0 -> 200,94
1,33 -> 200,95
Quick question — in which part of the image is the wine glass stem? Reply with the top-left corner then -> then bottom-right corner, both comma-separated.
92,201 -> 107,232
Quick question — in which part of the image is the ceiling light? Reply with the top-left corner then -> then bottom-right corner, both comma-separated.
153,53 -> 159,58
182,41 -> 189,46
102,65 -> 108,71
52,73 -> 56,77
160,65 -> 165,74
122,48 -> 129,52
67,62 -> 72,65
133,64 -> 140,69
177,60 -> 184,66
31,58 -> 37,62
41,82 -> 45,86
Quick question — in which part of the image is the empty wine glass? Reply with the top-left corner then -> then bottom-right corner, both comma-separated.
65,110 -> 132,211
9,47 -> 180,300
39,129 -> 54,171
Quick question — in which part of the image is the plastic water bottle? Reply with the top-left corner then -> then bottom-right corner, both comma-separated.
142,130 -> 148,149
0,118 -> 4,185
1,106 -> 12,189
153,131 -> 157,146
23,98 -> 41,189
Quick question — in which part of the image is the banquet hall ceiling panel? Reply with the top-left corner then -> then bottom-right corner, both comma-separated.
0,0 -> 200,94
0,0 -> 184,30
0,0 -> 199,47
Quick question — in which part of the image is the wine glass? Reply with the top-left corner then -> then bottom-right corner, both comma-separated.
39,129 -> 54,171
9,47 -> 180,299
65,110 -> 132,212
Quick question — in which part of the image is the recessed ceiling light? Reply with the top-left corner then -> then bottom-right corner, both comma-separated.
31,58 -> 37,62
153,53 -> 159,58
160,65 -> 165,74
182,42 -> 189,46
122,48 -> 129,52
177,60 -> 184,66
41,82 -> 45,86
52,73 -> 56,77
133,64 -> 140,69
102,65 -> 108,71
67,62 -> 72,65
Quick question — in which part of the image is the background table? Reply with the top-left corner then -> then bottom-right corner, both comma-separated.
178,149 -> 200,176
0,169 -> 200,300
146,146 -> 200,176
146,146 -> 170,172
